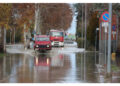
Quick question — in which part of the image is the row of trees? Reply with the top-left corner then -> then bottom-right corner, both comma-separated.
34,3 -> 73,34
75,3 -> 120,50
0,3 -> 73,44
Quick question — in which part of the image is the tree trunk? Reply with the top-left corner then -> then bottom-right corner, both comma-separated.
0,27 -> 6,53
0,27 -> 4,53
24,24 -> 31,50
14,28 -> 15,44
11,28 -> 15,44
34,4 -> 42,35
24,24 -> 27,50
3,28 -> 6,52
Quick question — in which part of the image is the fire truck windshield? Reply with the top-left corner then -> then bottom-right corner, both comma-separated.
51,32 -> 63,37
36,37 -> 49,41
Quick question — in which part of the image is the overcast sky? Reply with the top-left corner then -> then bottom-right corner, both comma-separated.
67,4 -> 77,34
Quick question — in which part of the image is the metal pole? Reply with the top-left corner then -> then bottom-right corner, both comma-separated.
105,26 -> 107,65
14,28 -> 15,44
107,3 -> 112,74
81,53 -> 83,80
84,4 -> 87,50
116,15 -> 119,50
95,29 -> 97,64
84,52 -> 86,81
82,4 -> 84,48
99,23 -> 102,64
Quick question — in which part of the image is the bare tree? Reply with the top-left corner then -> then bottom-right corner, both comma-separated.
34,4 -> 42,35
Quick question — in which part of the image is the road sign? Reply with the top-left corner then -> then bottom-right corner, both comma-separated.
102,22 -> 108,27
102,22 -> 108,33
101,11 -> 109,22
32,30 -> 36,34
112,31 -> 116,34
112,25 -> 116,31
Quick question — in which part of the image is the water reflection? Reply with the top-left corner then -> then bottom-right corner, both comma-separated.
76,52 -> 98,83
33,54 -> 50,83
33,53 -> 70,83
1,51 -> 120,83
34,54 -> 50,66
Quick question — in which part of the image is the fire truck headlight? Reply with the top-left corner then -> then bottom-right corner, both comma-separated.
47,45 -> 49,47
51,42 -> 54,45
36,45 -> 39,47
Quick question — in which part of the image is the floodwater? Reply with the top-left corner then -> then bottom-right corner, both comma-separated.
0,47 -> 120,83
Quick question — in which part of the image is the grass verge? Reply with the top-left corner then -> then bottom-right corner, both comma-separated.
111,65 -> 120,72
0,53 -> 4,58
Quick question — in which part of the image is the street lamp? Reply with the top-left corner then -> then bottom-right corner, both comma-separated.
95,28 -> 99,64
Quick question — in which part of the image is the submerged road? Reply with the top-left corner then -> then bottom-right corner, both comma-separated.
0,43 -> 120,83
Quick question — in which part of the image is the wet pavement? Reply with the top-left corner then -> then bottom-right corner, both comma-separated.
0,45 -> 120,83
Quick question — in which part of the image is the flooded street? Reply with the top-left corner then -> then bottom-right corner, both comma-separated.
0,45 -> 120,83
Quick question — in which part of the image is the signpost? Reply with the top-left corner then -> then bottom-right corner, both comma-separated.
107,3 -> 112,75
101,8 -> 112,75
101,12 -> 109,66
102,22 -> 108,65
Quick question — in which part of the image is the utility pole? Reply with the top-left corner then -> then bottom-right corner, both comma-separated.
116,15 -> 119,50
81,4 -> 84,48
107,3 -> 112,75
84,4 -> 87,50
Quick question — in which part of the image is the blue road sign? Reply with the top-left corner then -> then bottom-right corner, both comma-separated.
32,30 -> 36,34
101,12 -> 109,22
112,25 -> 116,31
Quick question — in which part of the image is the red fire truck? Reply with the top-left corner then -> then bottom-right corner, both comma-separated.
49,30 -> 64,47
34,35 -> 52,51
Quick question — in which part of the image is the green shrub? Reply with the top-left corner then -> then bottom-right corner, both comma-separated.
76,38 -> 84,48
0,53 -> 4,58
112,65 -> 120,72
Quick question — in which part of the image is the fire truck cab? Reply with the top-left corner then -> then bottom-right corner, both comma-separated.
49,30 -> 64,47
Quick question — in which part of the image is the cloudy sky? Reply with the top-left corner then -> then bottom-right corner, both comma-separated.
67,4 -> 77,34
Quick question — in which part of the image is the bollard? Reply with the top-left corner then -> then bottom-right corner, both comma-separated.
112,53 -> 116,61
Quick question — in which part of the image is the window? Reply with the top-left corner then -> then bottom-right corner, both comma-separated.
50,32 -> 63,37
36,37 -> 49,41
